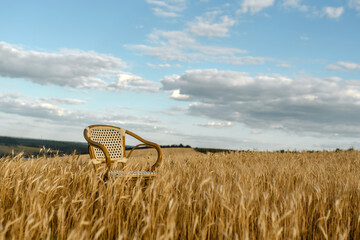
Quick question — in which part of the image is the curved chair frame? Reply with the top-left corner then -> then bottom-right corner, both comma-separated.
83,125 -> 162,177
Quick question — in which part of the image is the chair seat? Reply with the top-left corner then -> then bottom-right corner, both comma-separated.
92,157 -> 128,165
109,170 -> 157,179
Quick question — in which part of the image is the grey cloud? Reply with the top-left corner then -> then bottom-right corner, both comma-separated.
162,69 -> 292,103
161,69 -> 360,137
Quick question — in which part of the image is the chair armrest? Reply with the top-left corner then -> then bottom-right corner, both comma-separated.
125,130 -> 162,171
83,128 -> 112,170
126,143 -> 147,158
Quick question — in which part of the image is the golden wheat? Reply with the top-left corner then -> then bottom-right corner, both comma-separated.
0,148 -> 359,239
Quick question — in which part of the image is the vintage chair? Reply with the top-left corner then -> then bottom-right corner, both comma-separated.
83,125 -> 162,180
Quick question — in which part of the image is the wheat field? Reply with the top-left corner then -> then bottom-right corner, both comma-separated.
0,148 -> 359,239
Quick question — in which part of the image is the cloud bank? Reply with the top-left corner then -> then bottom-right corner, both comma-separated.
0,92 -> 163,133
0,42 -> 158,92
0,42 -> 126,88
162,69 -> 360,137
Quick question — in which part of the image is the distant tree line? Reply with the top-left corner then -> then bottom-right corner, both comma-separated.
0,136 -> 88,157
194,148 -> 235,154
126,144 -> 192,150
0,137 -> 193,157
160,144 -> 192,148
1,136 -> 356,158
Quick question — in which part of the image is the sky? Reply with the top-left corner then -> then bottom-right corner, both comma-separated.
0,0 -> 360,150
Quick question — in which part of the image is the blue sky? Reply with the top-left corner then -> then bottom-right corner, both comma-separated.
1,0 -> 360,150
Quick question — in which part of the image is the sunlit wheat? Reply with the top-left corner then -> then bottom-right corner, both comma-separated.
0,148 -> 359,239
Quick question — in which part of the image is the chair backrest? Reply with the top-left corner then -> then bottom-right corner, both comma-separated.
85,125 -> 126,161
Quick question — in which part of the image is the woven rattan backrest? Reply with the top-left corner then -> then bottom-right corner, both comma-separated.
87,126 -> 125,160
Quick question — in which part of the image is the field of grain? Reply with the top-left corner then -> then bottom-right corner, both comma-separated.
0,148 -> 359,239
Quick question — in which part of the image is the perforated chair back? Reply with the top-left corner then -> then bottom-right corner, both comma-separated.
86,125 -> 125,161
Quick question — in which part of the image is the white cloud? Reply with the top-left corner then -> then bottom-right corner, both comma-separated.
239,0 -> 275,14
126,29 -> 272,66
0,92 -> 165,133
282,0 -> 308,12
0,42 -> 126,88
106,72 -> 160,92
171,89 -> 191,100
0,93 -> 75,121
300,36 -> 309,41
327,61 -> 360,71
126,13 -> 273,66
282,0 -> 344,19
188,12 -> 236,37
152,8 -> 179,17
196,121 -> 233,128
161,69 -> 360,137
251,129 -> 262,134
349,0 -> 360,11
146,0 -> 186,17
147,63 -> 182,69
38,98 -> 86,105
0,42 -> 160,92
323,6 -> 344,19
276,63 -> 293,68
221,56 -> 269,65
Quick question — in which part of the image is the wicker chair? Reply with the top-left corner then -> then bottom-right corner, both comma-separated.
83,125 -> 162,180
